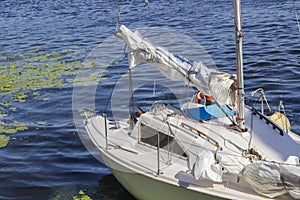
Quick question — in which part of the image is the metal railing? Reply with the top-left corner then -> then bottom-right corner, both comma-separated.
103,113 -> 108,150
157,131 -> 160,175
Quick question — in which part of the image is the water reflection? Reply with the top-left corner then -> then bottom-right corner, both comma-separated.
95,174 -> 135,200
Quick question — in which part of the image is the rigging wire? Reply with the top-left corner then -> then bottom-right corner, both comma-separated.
273,1 -> 280,103
103,56 -> 128,113
294,0 -> 300,32
271,0 -> 285,111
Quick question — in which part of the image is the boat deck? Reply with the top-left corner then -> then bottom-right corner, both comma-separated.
85,115 -> 296,200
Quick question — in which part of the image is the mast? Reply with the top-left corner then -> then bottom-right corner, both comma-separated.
128,67 -> 135,132
234,0 -> 246,131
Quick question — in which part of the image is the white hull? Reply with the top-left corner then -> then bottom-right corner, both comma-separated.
108,154 -> 225,200
84,113 -> 299,200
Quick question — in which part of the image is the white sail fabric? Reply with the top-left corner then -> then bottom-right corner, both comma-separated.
215,149 -> 250,174
115,25 -> 235,104
188,149 -> 223,182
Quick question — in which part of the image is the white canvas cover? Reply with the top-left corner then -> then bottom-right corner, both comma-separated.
242,161 -> 287,198
281,156 -> 300,199
242,158 -> 300,199
115,25 -> 235,104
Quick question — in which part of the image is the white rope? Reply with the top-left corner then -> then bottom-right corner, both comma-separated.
251,88 -> 271,114
153,81 -> 156,97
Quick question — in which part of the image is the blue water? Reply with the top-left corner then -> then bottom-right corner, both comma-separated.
1,0 -> 300,199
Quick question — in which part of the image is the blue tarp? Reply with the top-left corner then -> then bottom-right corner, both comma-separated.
183,104 -> 235,121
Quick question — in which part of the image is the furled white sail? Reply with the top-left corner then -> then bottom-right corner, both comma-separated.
188,149 -> 223,182
115,25 -> 235,104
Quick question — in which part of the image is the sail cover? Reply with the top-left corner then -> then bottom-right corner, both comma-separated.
115,25 -> 235,104
243,157 -> 300,199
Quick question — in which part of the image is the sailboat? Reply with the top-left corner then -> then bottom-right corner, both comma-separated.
84,0 -> 300,199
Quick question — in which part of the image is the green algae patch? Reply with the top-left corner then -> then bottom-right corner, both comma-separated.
0,125 -> 4,133
67,71 -> 100,86
12,92 -> 27,103
0,113 -> 7,118
0,47 -> 107,147
0,48 -> 85,97
13,122 -> 29,131
0,47 -> 103,110
73,190 -> 92,200
0,122 -> 28,135
2,85 -> 12,91
0,122 -> 29,148
0,48 -> 87,117
9,107 -> 16,111
50,186 -> 94,200
16,126 -> 29,131
34,121 -> 47,125
4,129 -> 17,134
1,100 -> 10,108
42,97 -> 52,101
0,135 -> 10,148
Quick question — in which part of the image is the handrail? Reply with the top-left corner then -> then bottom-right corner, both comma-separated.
181,122 -> 220,148
251,108 -> 284,136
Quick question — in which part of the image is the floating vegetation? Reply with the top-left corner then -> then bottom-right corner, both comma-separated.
67,71 -> 100,86
0,135 -> 9,148
50,186 -> 94,200
0,125 -> 4,133
12,92 -> 27,103
1,100 -> 10,108
0,47 -> 106,149
3,128 -> 18,134
9,107 -> 16,111
34,121 -> 47,125
0,113 -> 7,118
42,97 -> 52,101
0,122 -> 28,134
0,47 -> 95,98
73,190 -> 92,200
0,117 -> 29,148
13,122 -> 29,131
0,47 -> 90,147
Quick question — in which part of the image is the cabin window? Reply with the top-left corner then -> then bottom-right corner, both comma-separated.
139,123 -> 187,158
